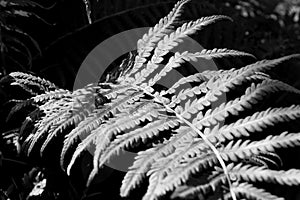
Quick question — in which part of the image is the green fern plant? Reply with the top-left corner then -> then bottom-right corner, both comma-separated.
2,0 -> 300,199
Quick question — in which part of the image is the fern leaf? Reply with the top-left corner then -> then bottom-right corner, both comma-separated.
7,72 -> 57,91
26,99 -> 74,155
243,54 -> 300,74
231,182 -> 284,200
32,89 -> 71,103
132,16 -> 233,83
143,131 -> 223,199
85,104 -> 167,185
0,72 -> 57,95
160,73 -> 210,96
182,180 -> 284,200
157,132 -> 300,195
168,78 -> 212,109
99,83 -> 132,99
87,116 -> 180,186
248,152 -> 283,169
161,69 -> 242,97
177,55 -> 300,118
171,179 -> 225,199
120,147 -> 157,197
66,101 -> 162,175
60,89 -> 145,167
6,2 -> 300,200
153,15 -> 232,58
7,89 -> 71,121
228,163 -> 300,186
169,167 -> 230,199
145,150 -> 214,198
40,102 -> 95,155
26,84 -> 98,155
216,105 -> 300,142
143,144 -> 196,200
136,0 -> 190,56
221,132 -> 300,162
194,80 -> 300,130
120,126 -> 194,197
126,0 -> 190,79
160,68 -> 265,97
96,117 -> 179,169
144,49 -> 254,86
122,128 -> 214,199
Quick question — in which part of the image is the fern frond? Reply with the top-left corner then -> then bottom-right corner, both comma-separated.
180,166 -> 290,199
7,72 -> 57,92
239,54 -> 300,75
123,127 -> 215,199
181,181 -> 284,200
32,89 -> 71,103
96,117 -> 179,169
156,132 -> 300,196
121,147 -> 157,197
25,99 -> 74,155
167,70 -> 264,110
247,152 -> 283,169
40,101 -> 95,155
125,0 -> 190,79
143,143 -> 198,200
161,68 -> 245,97
231,182 -> 284,200
60,111 -> 100,167
216,105 -> 300,142
25,84 -> 98,155
143,130 -> 226,199
132,16 -> 233,83
136,0 -> 190,56
145,49 -> 254,86
176,55 -> 300,119
227,163 -> 300,186
169,168 -> 227,198
194,80 -> 300,130
221,132 -> 300,162
85,103 -> 167,184
65,100 -> 163,175
166,68 -> 258,109
7,89 -> 71,121
120,126 -> 195,197
168,77 -> 212,109
5,2 -> 300,200
60,88 -> 146,167
153,15 -> 232,58
160,72 -> 211,96
134,81 -> 237,200
99,83 -> 132,99
87,116 -> 180,186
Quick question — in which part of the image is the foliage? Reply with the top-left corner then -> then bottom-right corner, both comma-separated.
1,1 -> 300,200
83,0 -> 300,59
0,0 -> 46,74
37,0 -> 300,90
